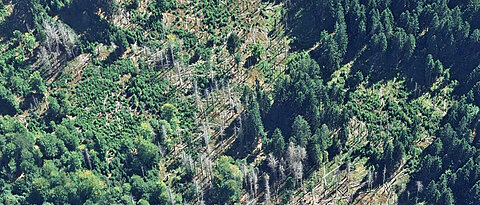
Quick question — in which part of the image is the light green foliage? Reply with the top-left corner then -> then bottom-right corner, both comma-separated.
135,136 -> 159,169
55,124 -> 79,151
212,156 -> 242,204
2,0 -> 480,204
161,103 -> 177,124
251,43 -> 265,62
29,71 -> 47,96
38,133 -> 65,159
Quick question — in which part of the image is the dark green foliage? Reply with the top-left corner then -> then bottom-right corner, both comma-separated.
368,8 -> 383,35
393,140 -> 405,166
46,90 -> 71,121
155,0 -> 177,12
269,128 -> 285,158
334,3 -> 348,57
55,124 -> 79,151
382,141 -> 394,174
399,11 -> 419,34
60,151 -> 83,172
0,85 -> 19,115
227,33 -> 242,55
29,162 -> 109,204
5,0 -> 480,204
468,181 -> 480,205
405,99 -> 480,204
40,0 -> 73,12
127,69 -> 170,113
246,43 -> 265,67
135,137 -> 160,169
347,0 -> 367,48
372,32 -> 388,52
174,29 -> 198,50
130,175 -> 171,204
0,117 -> 38,181
312,30 -> 341,72
241,86 -> 265,149
307,125 -> 331,167
267,52 -> 335,135
255,80 -> 271,119
37,133 -> 66,159
190,42 -> 212,63
291,115 -> 311,148
198,0 -> 231,32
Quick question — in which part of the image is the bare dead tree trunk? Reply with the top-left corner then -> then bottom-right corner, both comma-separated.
194,80 -> 200,109
203,122 -> 211,153
220,111 -> 227,139
383,165 -> 387,185
416,181 -> 423,204
323,163 -> 327,190
286,142 -> 306,185
253,169 -> 258,197
264,174 -> 271,204
205,88 -> 210,113
84,148 -> 92,170
367,168 -> 373,191
347,161 -> 352,203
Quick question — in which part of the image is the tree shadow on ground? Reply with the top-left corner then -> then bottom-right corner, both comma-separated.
224,116 -> 260,163
263,0 -> 334,51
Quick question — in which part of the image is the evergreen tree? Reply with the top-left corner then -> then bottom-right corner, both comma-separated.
227,33 -> 241,55
0,85 -> 19,115
271,128 -> 286,158
335,3 -> 348,57
425,54 -> 435,85
393,140 -> 405,170
241,87 -> 265,149
347,0 -> 367,48
368,8 -> 383,34
55,125 -> 79,151
291,115 -> 311,148
314,30 -> 342,71
404,33 -> 416,58
468,181 -> 480,205
29,71 -> 47,96
381,8 -> 394,36
453,158 -> 474,203
424,180 -> 441,204
372,32 -> 388,52
383,140 -> 394,175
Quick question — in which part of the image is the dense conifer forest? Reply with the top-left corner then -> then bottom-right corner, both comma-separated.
1,0 -> 480,204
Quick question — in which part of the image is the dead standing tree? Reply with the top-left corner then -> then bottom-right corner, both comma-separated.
202,121 -> 211,153
286,142 -> 306,185
264,173 -> 271,204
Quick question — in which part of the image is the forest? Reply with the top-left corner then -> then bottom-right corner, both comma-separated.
1,0 -> 480,204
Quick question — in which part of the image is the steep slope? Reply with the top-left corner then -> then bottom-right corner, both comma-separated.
2,0 -> 480,205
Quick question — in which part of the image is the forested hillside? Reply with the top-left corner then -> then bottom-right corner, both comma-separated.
1,0 -> 480,204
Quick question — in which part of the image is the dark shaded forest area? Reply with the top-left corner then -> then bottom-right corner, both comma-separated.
1,0 -> 480,204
